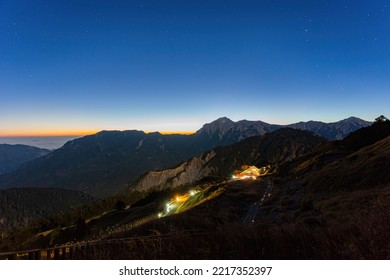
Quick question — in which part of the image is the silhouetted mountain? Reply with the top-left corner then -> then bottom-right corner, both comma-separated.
280,121 -> 390,177
339,120 -> 390,151
287,116 -> 372,140
0,188 -> 94,231
0,144 -> 50,175
295,121 -> 390,192
0,131 -> 221,197
303,135 -> 390,193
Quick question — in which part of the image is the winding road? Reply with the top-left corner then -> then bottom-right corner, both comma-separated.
243,179 -> 273,225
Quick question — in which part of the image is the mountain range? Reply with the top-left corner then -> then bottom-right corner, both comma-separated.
1,117 -> 389,259
0,117 -> 371,198
196,116 -> 371,145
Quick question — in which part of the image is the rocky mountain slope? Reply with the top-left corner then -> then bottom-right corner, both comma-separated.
129,128 -> 325,193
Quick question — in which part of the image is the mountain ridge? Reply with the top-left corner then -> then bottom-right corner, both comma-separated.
196,116 -> 371,142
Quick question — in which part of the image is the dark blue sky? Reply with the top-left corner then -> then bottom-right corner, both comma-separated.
1,0 -> 389,135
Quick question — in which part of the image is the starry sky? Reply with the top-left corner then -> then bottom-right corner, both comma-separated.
1,0 -> 389,136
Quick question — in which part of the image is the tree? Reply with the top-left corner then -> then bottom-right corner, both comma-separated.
75,217 -> 87,239
375,115 -> 389,123
115,200 -> 126,211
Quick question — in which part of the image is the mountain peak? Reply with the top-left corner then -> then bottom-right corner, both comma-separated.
196,117 -> 235,139
339,116 -> 371,124
213,117 -> 234,124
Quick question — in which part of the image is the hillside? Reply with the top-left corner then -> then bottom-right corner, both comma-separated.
279,121 -> 390,176
303,134 -> 390,193
0,144 -> 50,175
0,188 -> 94,232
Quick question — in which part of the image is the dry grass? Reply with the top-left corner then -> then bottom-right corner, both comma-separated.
71,202 -> 390,260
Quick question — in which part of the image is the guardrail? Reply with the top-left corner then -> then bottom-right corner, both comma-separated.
0,229 -> 207,260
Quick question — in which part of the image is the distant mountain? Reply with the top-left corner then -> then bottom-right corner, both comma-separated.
0,144 -> 51,175
287,116 -> 372,140
195,117 -> 281,146
129,128 -> 325,193
0,188 -> 94,231
195,116 -> 371,146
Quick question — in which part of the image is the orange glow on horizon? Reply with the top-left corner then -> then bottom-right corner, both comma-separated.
147,131 -> 195,135
0,129 -> 195,137
0,130 -> 99,137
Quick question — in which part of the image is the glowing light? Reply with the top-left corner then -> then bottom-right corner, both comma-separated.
175,194 -> 189,203
159,190 -> 201,218
231,165 -> 264,181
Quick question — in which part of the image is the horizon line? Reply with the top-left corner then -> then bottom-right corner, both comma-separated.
0,130 -> 196,137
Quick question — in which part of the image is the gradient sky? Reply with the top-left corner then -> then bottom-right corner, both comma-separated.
1,0 -> 389,136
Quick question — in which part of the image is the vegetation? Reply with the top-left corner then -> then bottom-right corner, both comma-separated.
115,200 -> 126,211
71,205 -> 390,259
375,115 -> 389,123
0,188 -> 94,232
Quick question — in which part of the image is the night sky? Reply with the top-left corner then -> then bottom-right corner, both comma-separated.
1,0 -> 389,136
